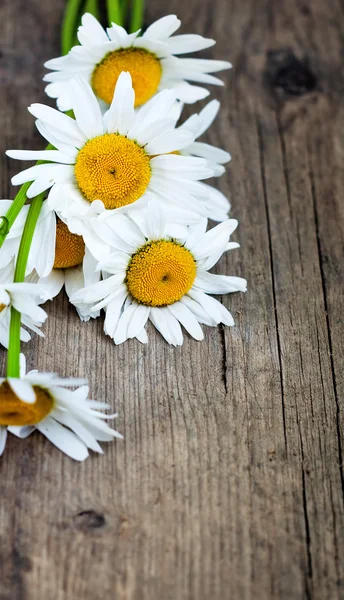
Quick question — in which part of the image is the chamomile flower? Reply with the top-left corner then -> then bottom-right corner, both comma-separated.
7,73 -> 219,229
0,263 -> 47,348
44,13 -> 231,112
0,355 -> 122,460
71,204 -> 247,346
0,200 -> 100,321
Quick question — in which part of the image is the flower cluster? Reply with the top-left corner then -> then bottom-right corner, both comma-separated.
0,10 -> 246,460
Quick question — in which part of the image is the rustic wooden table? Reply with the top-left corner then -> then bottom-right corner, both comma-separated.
0,0 -> 343,598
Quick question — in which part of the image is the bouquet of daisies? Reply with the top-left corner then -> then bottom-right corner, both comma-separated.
0,0 -> 246,460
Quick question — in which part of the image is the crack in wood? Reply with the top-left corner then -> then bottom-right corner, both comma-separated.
256,114 -> 288,453
308,150 -> 344,501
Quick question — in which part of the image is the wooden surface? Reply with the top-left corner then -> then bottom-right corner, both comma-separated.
0,0 -> 343,598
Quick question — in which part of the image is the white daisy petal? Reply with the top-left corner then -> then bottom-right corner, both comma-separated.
127,90 -> 177,140
79,12 -> 109,44
53,411 -> 103,454
0,288 -> 10,305
69,78 -> 104,139
64,266 -> 85,299
37,269 -> 65,300
148,174 -> 208,217
35,120 -> 79,156
27,178 -> 57,198
8,378 -> 36,404
37,417 -> 89,461
0,427 -> 7,456
11,295 -> 47,323
150,307 -> 183,346
195,273 -> 247,294
6,149 -> 75,164
188,289 -> 235,326
19,328 -> 31,343
164,80 -> 210,104
92,283 -> 127,311
131,118 -> 175,148
106,22 -> 136,45
170,57 -> 232,74
71,273 -> 123,304
97,253 -> 129,274
29,210 -> 57,278
197,99 -> 220,135
196,184 -> 231,216
19,354 -> 27,378
101,213 -> 146,249
113,301 -> 137,344
8,425 -> 35,439
180,296 -> 215,325
166,34 -> 215,55
126,304 -> 150,339
143,15 -> 181,40
136,326 -> 148,344
151,154 -> 213,180
181,72 -> 225,87
191,219 -> 238,259
105,71 -> 135,135
187,142 -> 230,165
104,290 -> 128,338
20,317 -> 44,338
129,201 -> 165,239
0,275 -> 48,349
168,302 -> 204,341
226,242 -> 240,251
12,164 -> 73,197
145,129 -> 194,155
28,104 -> 85,146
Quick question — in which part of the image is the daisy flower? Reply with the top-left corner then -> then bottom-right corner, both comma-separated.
7,73 -> 219,230
0,263 -> 47,348
0,355 -> 122,460
44,13 -> 231,112
70,204 -> 247,346
0,200 -> 100,321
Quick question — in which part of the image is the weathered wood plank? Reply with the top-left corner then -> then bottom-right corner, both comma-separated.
0,0 -> 343,598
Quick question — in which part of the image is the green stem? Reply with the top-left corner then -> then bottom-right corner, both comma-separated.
6,194 -> 44,378
0,144 -> 53,250
84,0 -> 100,19
120,0 -> 129,26
106,0 -> 123,26
61,0 -> 84,55
129,0 -> 144,32
6,312 -> 21,378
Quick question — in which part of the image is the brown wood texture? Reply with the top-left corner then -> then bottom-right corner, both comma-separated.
0,0 -> 343,598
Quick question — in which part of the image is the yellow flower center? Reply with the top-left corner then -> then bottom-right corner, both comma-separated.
0,304 -> 6,312
0,381 -> 54,426
126,240 -> 197,307
54,219 -> 85,269
75,134 -> 151,209
91,48 -> 162,107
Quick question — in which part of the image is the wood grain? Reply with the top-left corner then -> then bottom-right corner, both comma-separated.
0,0 -> 343,598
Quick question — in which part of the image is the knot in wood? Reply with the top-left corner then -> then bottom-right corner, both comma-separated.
265,49 -> 317,98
